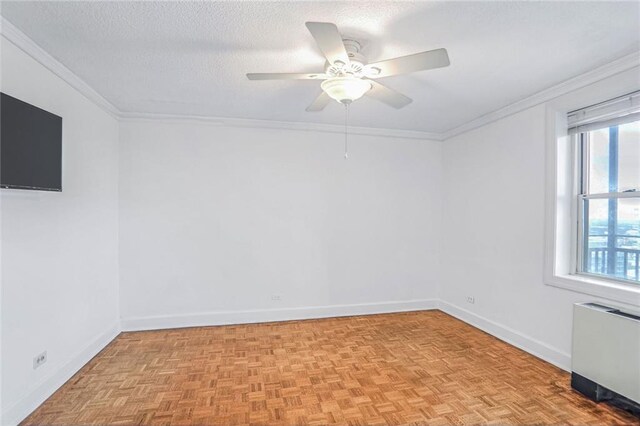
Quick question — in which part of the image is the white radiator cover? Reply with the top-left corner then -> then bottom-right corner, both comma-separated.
572,302 -> 640,403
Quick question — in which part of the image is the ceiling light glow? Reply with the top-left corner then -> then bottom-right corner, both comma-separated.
321,77 -> 371,104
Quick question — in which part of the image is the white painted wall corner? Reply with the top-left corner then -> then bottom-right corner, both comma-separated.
438,301 -> 571,372
1,323 -> 121,426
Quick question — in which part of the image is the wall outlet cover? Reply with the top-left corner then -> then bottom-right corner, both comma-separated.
33,351 -> 47,369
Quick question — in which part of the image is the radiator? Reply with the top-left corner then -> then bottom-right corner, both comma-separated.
572,302 -> 640,408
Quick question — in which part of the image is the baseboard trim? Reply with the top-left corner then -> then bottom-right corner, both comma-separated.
438,301 -> 571,372
120,299 -> 440,332
1,322 -> 121,426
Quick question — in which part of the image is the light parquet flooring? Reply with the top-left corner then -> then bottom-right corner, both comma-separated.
22,310 -> 639,425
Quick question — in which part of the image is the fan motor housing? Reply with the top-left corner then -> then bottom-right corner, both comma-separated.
325,39 -> 366,77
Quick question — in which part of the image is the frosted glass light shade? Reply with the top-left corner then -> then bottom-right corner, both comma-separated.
321,77 -> 372,104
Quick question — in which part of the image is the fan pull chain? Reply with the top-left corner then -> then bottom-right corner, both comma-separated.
344,103 -> 349,159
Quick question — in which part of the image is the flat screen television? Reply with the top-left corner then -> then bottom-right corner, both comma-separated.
1,92 -> 62,191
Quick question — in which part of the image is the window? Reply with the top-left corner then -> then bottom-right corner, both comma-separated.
570,92 -> 640,284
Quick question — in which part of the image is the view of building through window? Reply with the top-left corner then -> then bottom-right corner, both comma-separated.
582,121 -> 640,282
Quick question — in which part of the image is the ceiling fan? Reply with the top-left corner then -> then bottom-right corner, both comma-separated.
247,22 -> 450,111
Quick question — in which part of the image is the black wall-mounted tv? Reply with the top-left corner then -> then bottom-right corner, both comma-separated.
1,93 -> 62,191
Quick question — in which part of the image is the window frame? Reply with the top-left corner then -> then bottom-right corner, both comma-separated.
542,71 -> 640,307
574,124 -> 640,285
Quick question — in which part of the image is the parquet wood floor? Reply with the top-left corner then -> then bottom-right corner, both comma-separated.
21,310 -> 639,425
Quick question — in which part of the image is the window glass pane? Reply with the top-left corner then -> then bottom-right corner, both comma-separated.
618,121 -> 640,192
586,129 -> 609,194
618,197 -> 640,247
586,120 -> 640,194
583,197 -> 640,282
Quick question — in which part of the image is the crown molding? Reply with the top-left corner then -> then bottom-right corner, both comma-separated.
441,51 -> 640,140
0,15 -> 441,141
118,111 -> 444,140
0,16 -> 120,118
2,14 -> 637,142
109,51 -> 640,141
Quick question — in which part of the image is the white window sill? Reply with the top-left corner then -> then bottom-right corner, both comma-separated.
545,273 -> 640,307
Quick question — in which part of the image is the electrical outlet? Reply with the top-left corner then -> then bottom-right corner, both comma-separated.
33,351 -> 47,369
271,295 -> 281,301
466,296 -> 475,304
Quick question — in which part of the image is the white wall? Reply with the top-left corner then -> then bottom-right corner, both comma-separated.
439,67 -> 640,370
1,37 -> 120,425
118,120 -> 442,328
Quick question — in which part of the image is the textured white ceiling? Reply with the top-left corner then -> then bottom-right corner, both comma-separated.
1,1 -> 638,133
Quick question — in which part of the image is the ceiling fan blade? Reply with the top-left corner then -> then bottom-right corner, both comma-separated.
306,92 -> 331,112
365,80 -> 412,109
247,73 -> 327,80
305,22 -> 350,66
365,48 -> 450,78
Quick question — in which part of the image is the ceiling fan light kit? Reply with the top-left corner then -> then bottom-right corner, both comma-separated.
246,21 -> 450,111
321,77 -> 371,104
246,21 -> 450,158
